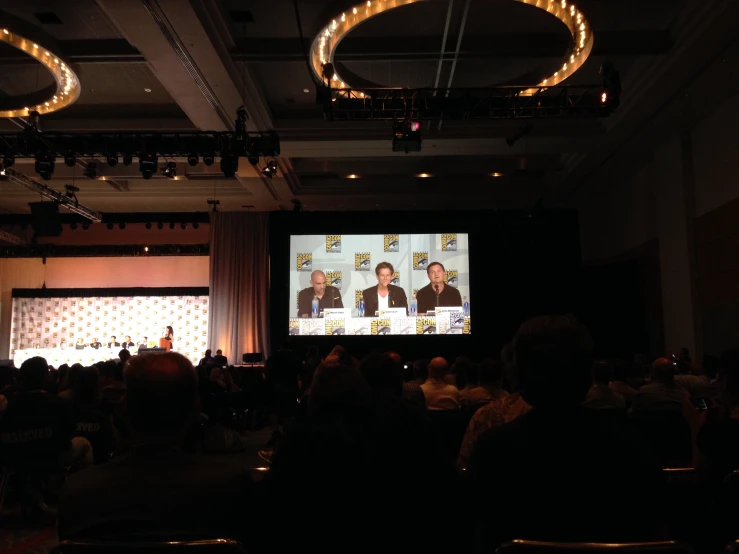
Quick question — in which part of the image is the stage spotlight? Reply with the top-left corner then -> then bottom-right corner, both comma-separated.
180,222 -> 188,230
261,159 -> 277,179
70,222 -> 77,230
145,222 -> 152,229
248,154 -> 259,166
119,222 -> 126,230
34,151 -> 55,180
106,153 -> 118,167
82,222 -> 90,231
106,222 -> 114,230
162,161 -> 177,179
392,120 -> 422,153
157,222 -> 163,230
187,153 -> 199,167
83,161 -> 98,179
599,59 -> 621,111
64,151 -> 76,167
192,222 -> 200,229
144,246 -> 149,253
139,152 -> 158,180
169,222 -> 175,230
506,123 -> 533,147
122,153 -> 133,166
220,152 -> 238,178
203,152 -> 215,166
64,184 -> 79,199
3,153 -> 14,168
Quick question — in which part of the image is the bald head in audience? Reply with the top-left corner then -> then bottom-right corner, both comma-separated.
427,357 -> 449,380
124,352 -> 199,443
651,357 -> 676,385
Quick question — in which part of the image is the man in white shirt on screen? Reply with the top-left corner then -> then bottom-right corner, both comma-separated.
361,262 -> 408,317
421,357 -> 461,411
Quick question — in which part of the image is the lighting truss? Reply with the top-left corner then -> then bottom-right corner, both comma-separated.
0,131 -> 280,161
319,85 -> 614,121
3,167 -> 103,222
0,229 -> 26,245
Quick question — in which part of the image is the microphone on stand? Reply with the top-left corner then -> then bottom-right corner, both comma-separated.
434,285 -> 440,308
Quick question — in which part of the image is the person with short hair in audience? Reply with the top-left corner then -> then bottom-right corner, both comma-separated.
466,358 -> 509,406
676,354 -> 718,400
402,358 -> 428,408
609,359 -> 638,409
66,366 -> 116,464
466,315 -> 663,548
632,357 -> 688,413
59,352 -> 256,541
0,357 -> 93,512
452,356 -> 476,401
107,336 -> 120,349
421,357 -> 460,411
582,360 -> 626,410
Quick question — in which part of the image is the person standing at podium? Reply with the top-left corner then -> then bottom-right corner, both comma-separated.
160,326 -> 174,352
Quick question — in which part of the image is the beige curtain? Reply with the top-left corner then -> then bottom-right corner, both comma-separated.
207,212 -> 270,364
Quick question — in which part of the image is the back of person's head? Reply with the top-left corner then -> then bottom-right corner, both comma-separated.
326,344 -> 354,366
651,357 -> 676,384
427,357 -> 449,380
359,352 -> 402,394
513,314 -> 593,408
99,360 -> 116,380
611,359 -> 630,382
114,361 -> 125,382
413,359 -> 429,381
73,366 -> 101,405
592,361 -> 613,386
0,365 -> 14,389
309,360 -> 371,416
119,349 -> 132,363
124,353 -> 198,441
452,356 -> 477,388
19,357 -> 49,391
479,359 -> 504,386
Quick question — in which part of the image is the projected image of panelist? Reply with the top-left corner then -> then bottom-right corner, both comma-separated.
416,262 -> 462,315
362,262 -> 408,317
298,270 -> 344,317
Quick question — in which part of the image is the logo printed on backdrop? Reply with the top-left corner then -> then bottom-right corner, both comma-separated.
391,271 -> 400,286
413,252 -> 429,270
289,319 -> 300,335
371,318 -> 392,335
355,252 -> 371,271
325,319 -> 346,336
416,316 -> 437,335
384,234 -> 399,252
326,270 -> 342,290
441,233 -> 457,251
444,270 -> 459,288
326,235 -> 342,253
355,290 -> 364,308
296,253 -> 313,271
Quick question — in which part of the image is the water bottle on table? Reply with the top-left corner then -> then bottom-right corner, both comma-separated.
311,296 -> 319,318
358,297 -> 365,317
463,296 -> 469,316
410,295 -> 417,317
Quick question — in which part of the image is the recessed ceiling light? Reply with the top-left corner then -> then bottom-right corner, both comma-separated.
346,174 -> 360,179
144,88 -> 152,93
417,173 -> 432,178
490,172 -> 503,177
303,88 -> 310,93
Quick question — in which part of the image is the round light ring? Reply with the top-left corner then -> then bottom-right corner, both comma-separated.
0,22 -> 81,118
310,0 -> 594,96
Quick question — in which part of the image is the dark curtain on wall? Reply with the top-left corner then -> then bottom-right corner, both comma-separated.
208,212 -> 270,364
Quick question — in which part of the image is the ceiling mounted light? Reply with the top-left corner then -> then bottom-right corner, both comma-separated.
81,222 -> 90,231
169,222 -> 175,230
122,153 -> 133,166
203,152 -> 215,166
118,222 -> 126,230
34,151 -> 55,180
83,161 -> 98,179
490,172 -> 503,177
106,153 -> 118,167
3,154 -> 14,168
392,119 -> 422,153
162,161 -> 177,179
157,222 -> 163,230
261,159 -> 278,179
220,152 -> 238,178
192,222 -> 200,229
64,151 -> 76,167
417,173 -> 432,178
187,153 -> 199,167
139,152 -> 158,180
346,174 -> 360,179
145,222 -> 152,229
180,223 -> 188,230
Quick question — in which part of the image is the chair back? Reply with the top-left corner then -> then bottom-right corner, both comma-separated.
496,540 -> 697,554
51,538 -> 245,554
628,412 -> 691,467
427,409 -> 469,466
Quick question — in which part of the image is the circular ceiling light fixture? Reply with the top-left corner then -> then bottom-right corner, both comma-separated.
310,0 -> 593,96
0,12 -> 82,118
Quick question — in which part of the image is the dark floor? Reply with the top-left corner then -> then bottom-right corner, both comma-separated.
0,428 -> 272,553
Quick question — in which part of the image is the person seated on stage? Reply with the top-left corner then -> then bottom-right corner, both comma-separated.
122,335 -> 135,350
416,261 -> 462,315
0,357 -> 93,511
466,315 -> 663,549
420,357 -> 461,411
361,262 -> 408,317
90,338 -> 102,350
582,360 -> 626,410
107,336 -> 120,349
75,338 -> 86,350
58,352 -> 257,542
213,349 -> 228,367
137,336 -> 149,354
297,270 -> 343,317
199,349 -> 214,367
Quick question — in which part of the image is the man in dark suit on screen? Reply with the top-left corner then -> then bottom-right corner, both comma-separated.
362,262 -> 408,317
298,270 -> 344,317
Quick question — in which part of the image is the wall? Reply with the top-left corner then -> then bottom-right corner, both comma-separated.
0,256 -> 209,359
